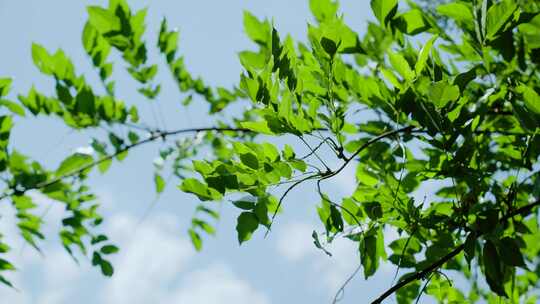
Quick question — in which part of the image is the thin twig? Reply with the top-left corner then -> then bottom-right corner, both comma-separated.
332,264 -> 362,304
0,127 -> 252,201
265,173 -> 320,237
321,126 -> 416,183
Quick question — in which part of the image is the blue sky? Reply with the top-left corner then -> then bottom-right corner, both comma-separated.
0,1 -> 422,303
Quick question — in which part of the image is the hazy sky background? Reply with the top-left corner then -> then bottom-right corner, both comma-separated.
0,1 -> 432,303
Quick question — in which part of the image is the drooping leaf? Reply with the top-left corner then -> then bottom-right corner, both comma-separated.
498,237 -> 526,268
180,178 -> 222,201
188,228 -> 203,251
154,173 -> 165,193
236,212 -> 259,244
483,240 -> 507,296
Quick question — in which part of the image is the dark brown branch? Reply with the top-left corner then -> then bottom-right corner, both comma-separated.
0,127 -> 251,201
321,126 -> 416,182
371,244 -> 465,304
370,199 -> 540,304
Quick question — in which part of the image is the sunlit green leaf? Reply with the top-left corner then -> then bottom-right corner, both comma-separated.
236,212 -> 259,244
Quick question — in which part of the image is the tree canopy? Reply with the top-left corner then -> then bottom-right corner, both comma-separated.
1,0 -> 540,302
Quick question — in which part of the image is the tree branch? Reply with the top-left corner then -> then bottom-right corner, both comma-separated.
321,126 -> 415,182
370,199 -> 540,304
0,126 -> 251,201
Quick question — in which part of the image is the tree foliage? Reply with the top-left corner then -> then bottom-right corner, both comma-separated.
1,0 -> 540,302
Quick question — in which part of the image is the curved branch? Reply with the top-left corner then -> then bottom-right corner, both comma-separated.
321,126 -> 415,182
0,126 -> 251,201
265,173 -> 320,237
370,199 -> 540,304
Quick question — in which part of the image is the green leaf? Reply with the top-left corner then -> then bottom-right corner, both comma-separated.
100,245 -> 119,255
87,6 -> 121,34
188,228 -> 202,251
309,0 -> 338,22
370,0 -> 398,25
254,200 -> 270,227
483,240 -> 506,296
196,206 -> 220,220
243,11 -> 269,44
363,202 -> 382,220
127,131 -> 139,144
436,2 -> 474,25
486,0 -> 518,40
329,204 -> 344,232
428,81 -> 460,108
396,280 -> 420,304
513,103 -> 539,131
56,153 -> 94,177
395,9 -> 429,35
282,144 -> 295,160
463,233 -> 476,265
240,121 -> 274,135
415,35 -> 438,75
0,275 -> 14,288
517,84 -> 540,115
380,68 -> 403,90
91,235 -> 108,245
192,219 -> 216,235
520,14 -> 540,49
236,212 -> 259,244
320,37 -> 338,57
239,153 -> 259,170
100,259 -> 114,276
498,237 -> 526,267
31,43 -> 53,75
312,230 -> 332,256
129,106 -> 139,122
0,99 -> 25,116
388,51 -> 415,82
261,142 -> 280,162
154,173 -> 165,193
360,232 -> 378,278
206,174 -> 239,194
0,78 -> 12,97
233,196 -> 256,210
341,198 -> 361,225
180,178 -> 222,201
239,51 -> 267,70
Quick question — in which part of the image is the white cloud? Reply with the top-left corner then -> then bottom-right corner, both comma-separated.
103,214 -> 270,304
276,221 -> 314,261
326,159 -> 358,196
274,220 -> 360,292
313,237 -> 360,291
166,263 -> 270,304
274,220 -> 398,299
74,146 -> 94,156
1,199 -> 271,304
103,213 -> 195,304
